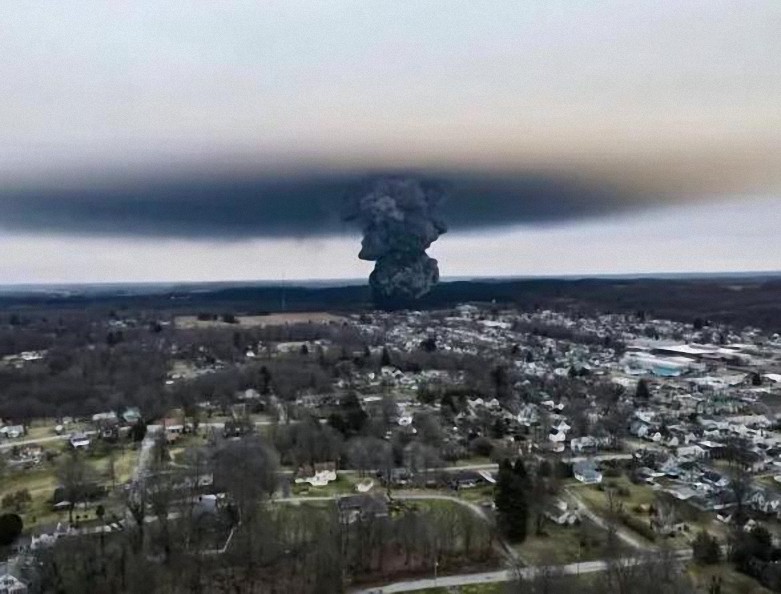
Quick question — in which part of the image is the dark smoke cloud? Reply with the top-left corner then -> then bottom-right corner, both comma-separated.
0,169 -> 624,240
343,178 -> 447,306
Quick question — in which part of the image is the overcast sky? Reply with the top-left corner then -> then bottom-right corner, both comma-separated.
0,1 -> 779,283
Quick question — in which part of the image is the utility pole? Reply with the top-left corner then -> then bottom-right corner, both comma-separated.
577,541 -> 582,577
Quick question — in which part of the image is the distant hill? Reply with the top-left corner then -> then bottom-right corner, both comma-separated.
0,276 -> 779,333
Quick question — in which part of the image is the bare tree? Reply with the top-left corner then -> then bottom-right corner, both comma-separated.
56,450 -> 97,525
214,435 -> 279,522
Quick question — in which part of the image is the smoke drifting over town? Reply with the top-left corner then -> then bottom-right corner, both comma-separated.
344,178 -> 447,306
0,169 -> 626,240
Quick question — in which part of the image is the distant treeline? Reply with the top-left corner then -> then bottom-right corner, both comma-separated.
0,277 -> 779,332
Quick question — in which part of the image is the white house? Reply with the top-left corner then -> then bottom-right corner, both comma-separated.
69,433 -> 91,449
0,560 -> 28,593
573,460 -> 602,484
1,425 -> 25,439
545,499 -> 581,526
295,462 -> 337,487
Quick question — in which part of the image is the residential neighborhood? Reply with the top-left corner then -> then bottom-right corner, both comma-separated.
1,303 -> 781,592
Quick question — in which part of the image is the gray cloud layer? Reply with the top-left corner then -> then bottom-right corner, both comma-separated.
0,170 -> 625,239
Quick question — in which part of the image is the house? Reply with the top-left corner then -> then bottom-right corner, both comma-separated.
223,418 -> 252,438
701,470 -> 729,489
121,407 -> 142,425
336,494 -> 389,524
91,411 -> 117,424
97,417 -> 120,441
69,433 -> 91,450
545,499 -> 580,526
573,460 -> 602,484
570,436 -> 609,454
191,494 -> 225,519
163,417 -> 186,442
548,428 -> 567,453
748,489 -> 781,515
449,470 -> 486,490
516,404 -> 539,426
382,468 -> 413,487
1,426 -> 25,440
236,389 -> 261,401
0,559 -> 28,593
295,462 -> 337,487
629,421 -> 651,439
52,483 -> 107,510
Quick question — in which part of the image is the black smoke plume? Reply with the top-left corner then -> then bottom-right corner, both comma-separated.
344,178 -> 447,308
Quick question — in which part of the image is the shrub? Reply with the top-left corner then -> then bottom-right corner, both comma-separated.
1,489 -> 32,512
469,436 -> 494,458
621,514 -> 656,542
0,513 -> 23,545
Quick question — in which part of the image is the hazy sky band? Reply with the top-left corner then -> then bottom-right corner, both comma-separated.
2,2 -> 778,192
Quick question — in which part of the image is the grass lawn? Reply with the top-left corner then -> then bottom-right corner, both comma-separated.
23,425 -> 57,440
573,475 -> 667,545
85,444 -> 140,484
1,442 -> 140,530
0,466 -> 67,528
516,518 -> 621,565
575,477 -> 723,549
168,433 -> 210,463
577,475 -> 656,510
22,419 -> 89,440
756,475 -> 781,494
457,485 -> 494,505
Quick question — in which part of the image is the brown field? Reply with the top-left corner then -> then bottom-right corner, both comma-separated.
175,312 -> 346,329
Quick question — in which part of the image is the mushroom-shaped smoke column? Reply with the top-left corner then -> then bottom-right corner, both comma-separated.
344,178 -> 447,308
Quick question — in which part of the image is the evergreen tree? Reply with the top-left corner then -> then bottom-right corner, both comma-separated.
692,531 -> 721,565
495,459 -> 514,523
494,458 -> 529,543
636,378 -> 651,400
380,346 -> 391,367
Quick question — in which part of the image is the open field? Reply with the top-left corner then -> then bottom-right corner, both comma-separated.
1,466 -> 66,529
456,485 -> 494,505
573,475 -> 729,548
1,442 -> 139,529
516,519 -> 621,566
576,476 -> 655,509
175,311 -> 346,329
88,444 -> 140,485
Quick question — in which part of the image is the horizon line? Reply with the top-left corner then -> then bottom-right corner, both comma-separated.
0,269 -> 779,292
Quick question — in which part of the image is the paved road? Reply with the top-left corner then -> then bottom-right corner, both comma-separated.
0,434 -> 70,450
394,492 -> 491,522
338,463 -> 499,476
132,425 -> 161,483
0,418 -> 285,452
565,453 -> 634,464
275,493 -> 491,524
352,549 -> 694,593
